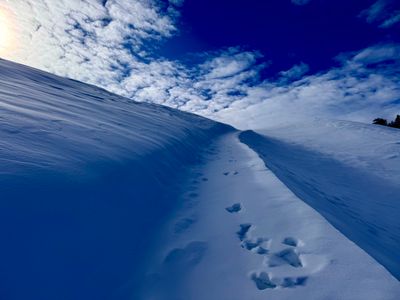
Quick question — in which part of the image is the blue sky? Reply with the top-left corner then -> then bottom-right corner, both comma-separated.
1,0 -> 399,128
160,0 -> 400,74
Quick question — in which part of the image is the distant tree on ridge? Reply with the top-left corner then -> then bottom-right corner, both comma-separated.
388,115 -> 400,129
373,115 -> 400,129
373,118 -> 388,126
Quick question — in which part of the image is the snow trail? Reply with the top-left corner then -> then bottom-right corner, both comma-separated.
240,128 -> 400,280
137,132 -> 400,300
0,58 -> 232,300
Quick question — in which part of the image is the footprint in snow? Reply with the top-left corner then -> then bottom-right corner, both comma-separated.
236,223 -> 252,241
251,272 -> 308,290
234,225 -> 307,290
241,237 -> 269,252
235,224 -> 270,255
228,204 -> 311,291
267,248 -> 303,268
225,203 -> 242,213
251,272 -> 276,290
282,237 -> 299,247
174,217 -> 196,234
281,276 -> 308,288
164,241 -> 207,268
223,171 -> 239,176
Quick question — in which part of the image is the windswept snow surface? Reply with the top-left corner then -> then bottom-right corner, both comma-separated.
240,121 -> 400,280
138,133 -> 400,300
251,120 -> 400,185
0,58 -> 232,300
0,58 -> 399,299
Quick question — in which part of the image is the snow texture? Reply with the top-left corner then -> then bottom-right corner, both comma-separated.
0,58 -> 231,300
240,121 -> 400,280
0,58 -> 399,299
138,132 -> 400,299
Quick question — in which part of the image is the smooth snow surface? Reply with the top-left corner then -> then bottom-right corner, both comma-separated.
138,133 -> 400,300
254,120 -> 400,185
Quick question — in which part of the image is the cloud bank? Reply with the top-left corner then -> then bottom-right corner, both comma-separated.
1,1 -> 399,130
216,44 -> 400,129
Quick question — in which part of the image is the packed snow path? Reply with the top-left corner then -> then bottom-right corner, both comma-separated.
137,132 -> 400,300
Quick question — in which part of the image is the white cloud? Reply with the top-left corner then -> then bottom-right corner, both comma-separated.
200,48 -> 261,79
352,44 -> 400,64
359,0 -> 400,28
360,0 -> 387,23
215,45 -> 400,129
0,0 -> 179,87
380,12 -> 400,28
279,62 -> 309,83
117,44 -> 399,131
291,0 -> 311,6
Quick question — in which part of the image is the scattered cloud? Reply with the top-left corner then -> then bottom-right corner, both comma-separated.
380,13 -> 400,28
0,0 -> 180,87
215,44 -> 400,129
278,62 -> 309,83
291,0 -> 311,6
116,44 -> 400,130
351,44 -> 400,64
200,48 -> 261,79
169,0 -> 185,7
359,0 -> 400,28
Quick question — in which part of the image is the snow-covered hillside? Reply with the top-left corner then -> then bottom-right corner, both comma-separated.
0,59 -> 399,300
252,120 -> 400,185
0,58 -> 232,299
240,121 -> 400,279
137,132 -> 400,300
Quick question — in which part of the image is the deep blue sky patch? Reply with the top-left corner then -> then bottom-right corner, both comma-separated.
159,0 -> 400,75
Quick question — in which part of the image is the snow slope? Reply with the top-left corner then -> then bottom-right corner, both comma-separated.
252,120 -> 400,185
137,132 -> 400,300
0,58 -> 399,300
0,58 -> 232,300
240,121 -> 400,280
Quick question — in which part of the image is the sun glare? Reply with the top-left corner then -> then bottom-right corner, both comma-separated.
0,9 -> 11,57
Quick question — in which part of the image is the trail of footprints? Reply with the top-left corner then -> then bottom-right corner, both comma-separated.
227,202 -> 308,291
223,170 -> 239,176
170,162 -> 309,292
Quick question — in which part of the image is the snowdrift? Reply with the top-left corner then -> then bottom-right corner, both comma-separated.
240,121 -> 400,280
0,59 -> 232,300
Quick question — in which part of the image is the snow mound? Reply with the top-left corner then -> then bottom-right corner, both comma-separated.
240,121 -> 400,280
0,58 -> 232,300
